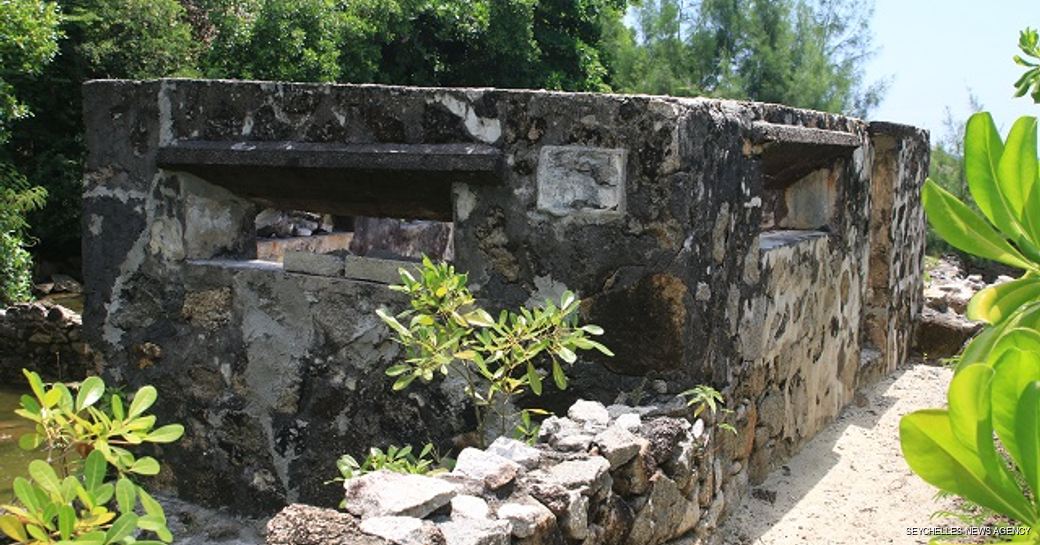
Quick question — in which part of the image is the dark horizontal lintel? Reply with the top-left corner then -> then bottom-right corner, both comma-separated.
157,140 -> 502,179
751,122 -> 861,189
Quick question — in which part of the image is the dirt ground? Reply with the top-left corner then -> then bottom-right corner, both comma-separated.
720,362 -> 957,545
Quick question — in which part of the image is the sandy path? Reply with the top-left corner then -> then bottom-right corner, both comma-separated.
720,363 -> 955,545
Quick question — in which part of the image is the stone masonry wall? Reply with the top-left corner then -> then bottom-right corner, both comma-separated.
268,399 -> 736,545
0,303 -> 97,384
81,79 -> 928,520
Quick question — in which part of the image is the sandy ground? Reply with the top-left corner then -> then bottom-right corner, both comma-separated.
720,362 -> 956,545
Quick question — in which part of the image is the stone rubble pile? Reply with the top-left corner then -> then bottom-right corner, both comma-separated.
0,302 -> 96,383
256,209 -> 337,239
916,257 -> 1014,359
267,399 -> 741,545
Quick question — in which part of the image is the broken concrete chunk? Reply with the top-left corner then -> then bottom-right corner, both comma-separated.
568,400 -> 610,428
485,437 -> 542,469
496,497 -> 556,539
594,425 -> 646,469
344,471 -> 456,519
451,448 -> 522,490
359,516 -> 444,545
437,519 -> 511,545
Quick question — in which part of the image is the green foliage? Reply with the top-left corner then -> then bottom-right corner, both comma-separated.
202,0 -> 343,82
0,0 -> 61,143
0,166 -> 46,305
921,113 -> 1040,330
901,48 -> 1040,539
607,0 -> 884,116
680,384 -> 736,434
333,443 -> 445,482
900,354 -> 1040,541
1014,28 -> 1040,103
4,0 -> 199,258
377,257 -> 613,445
0,369 -> 184,544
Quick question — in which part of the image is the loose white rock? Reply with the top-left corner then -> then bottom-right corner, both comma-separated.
451,495 -> 491,521
359,516 -> 441,545
497,498 -> 555,538
594,425 -> 645,469
486,437 -> 542,469
343,470 -> 456,519
452,448 -> 522,490
568,400 -> 610,427
438,519 -> 511,545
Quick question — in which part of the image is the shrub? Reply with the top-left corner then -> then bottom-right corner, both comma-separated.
0,370 -> 184,544
376,257 -> 612,445
0,168 -> 46,305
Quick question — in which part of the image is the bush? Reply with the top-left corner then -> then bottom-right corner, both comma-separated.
0,167 -> 46,305
0,370 -> 184,544
376,257 -> 613,445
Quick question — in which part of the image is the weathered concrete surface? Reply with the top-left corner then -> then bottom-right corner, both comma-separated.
81,80 -> 928,519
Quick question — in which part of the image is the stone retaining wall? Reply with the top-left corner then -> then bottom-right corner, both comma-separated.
0,303 -> 96,383
268,399 -> 735,545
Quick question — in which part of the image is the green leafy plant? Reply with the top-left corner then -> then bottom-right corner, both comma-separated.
0,369 -> 184,544
332,443 -> 445,482
514,408 -> 550,445
1015,27 -> 1040,103
0,167 -> 47,305
680,384 -> 736,435
900,351 -> 1040,542
377,257 -> 613,445
921,112 -> 1040,337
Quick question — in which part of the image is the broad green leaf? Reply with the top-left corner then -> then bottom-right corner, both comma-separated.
26,523 -> 49,542
75,376 -> 105,411
997,117 -> 1039,228
946,364 -> 995,454
111,395 -> 124,420
137,489 -> 164,519
555,346 -> 577,364
74,531 -> 108,545
115,478 -> 137,513
992,350 -> 1040,477
137,514 -> 166,532
19,432 -> 43,451
0,514 -> 27,542
29,460 -> 62,496
968,277 -> 1040,324
130,457 -> 160,476
526,363 -> 542,395
992,328 -> 1040,362
580,324 -> 604,335
1015,382 -> 1040,500
393,374 -> 417,391
922,180 -> 1034,271
128,386 -> 157,419
13,477 -> 40,512
43,387 -> 62,409
58,505 -> 75,540
24,368 -> 45,400
105,513 -> 138,544
145,424 -> 184,443
84,450 -> 107,491
964,113 -> 1033,252
899,409 -> 1034,523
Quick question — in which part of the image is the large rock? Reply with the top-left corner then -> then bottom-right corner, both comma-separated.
359,516 -> 445,545
437,519 -> 511,545
267,504 -> 390,545
496,497 -> 556,539
451,448 -> 522,490
540,457 -> 612,496
594,425 -> 646,469
916,307 -> 982,359
485,437 -> 542,469
343,471 -> 456,519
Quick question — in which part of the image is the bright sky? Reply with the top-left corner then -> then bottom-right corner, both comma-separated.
864,0 -> 1038,141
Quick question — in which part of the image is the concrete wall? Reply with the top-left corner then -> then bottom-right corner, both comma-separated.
81,79 -> 928,515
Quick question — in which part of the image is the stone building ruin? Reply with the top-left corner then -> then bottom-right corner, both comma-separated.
81,79 -> 928,542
